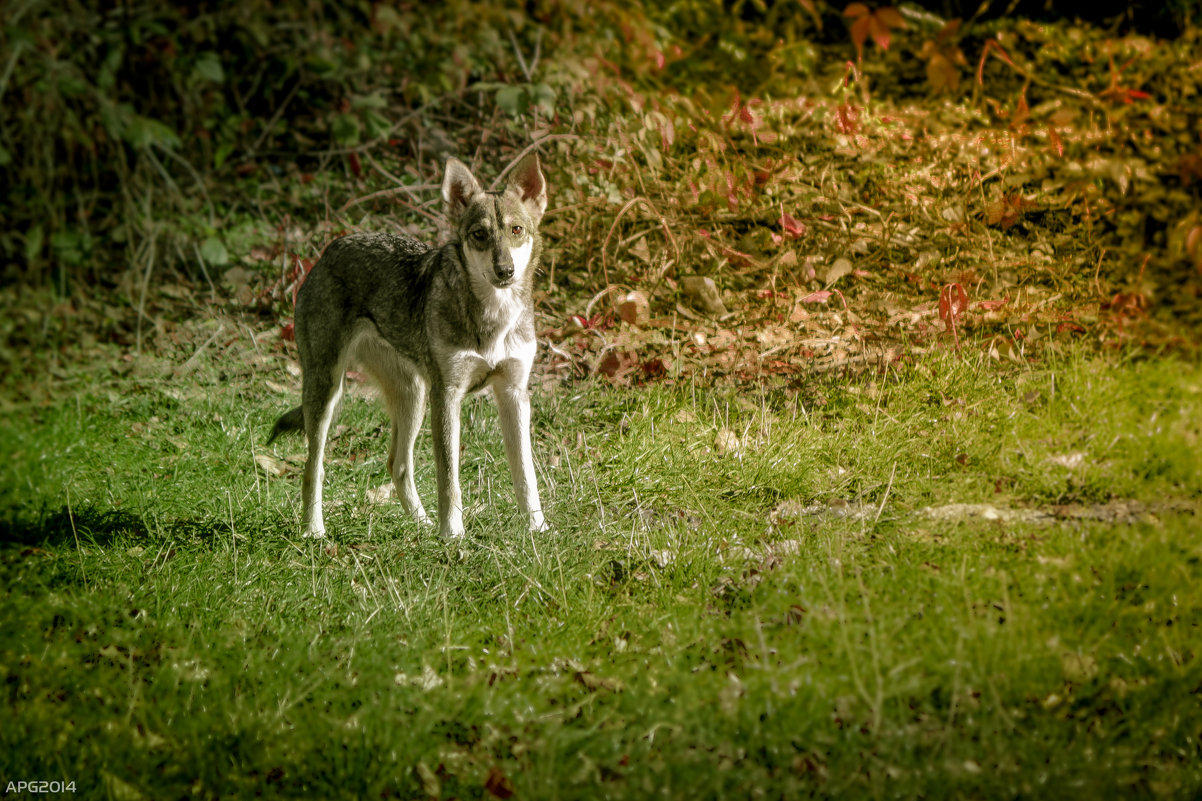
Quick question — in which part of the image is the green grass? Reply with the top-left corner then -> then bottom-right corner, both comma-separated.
2,348 -> 1200,799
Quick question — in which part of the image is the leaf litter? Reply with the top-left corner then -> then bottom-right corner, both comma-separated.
2,13 -> 1198,409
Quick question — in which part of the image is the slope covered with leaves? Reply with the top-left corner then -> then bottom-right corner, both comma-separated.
1,2 -> 1199,404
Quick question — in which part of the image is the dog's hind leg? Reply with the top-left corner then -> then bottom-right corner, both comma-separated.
381,369 -> 430,525
301,364 -> 345,538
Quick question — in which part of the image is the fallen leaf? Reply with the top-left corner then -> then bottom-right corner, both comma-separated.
630,237 -> 652,263
938,283 -> 968,332
1048,452 -> 1086,469
715,429 -> 742,456
823,257 -> 854,287
484,766 -> 516,799
414,763 -> 440,798
779,210 -> 807,239
1061,651 -> 1098,683
680,275 -> 728,315
255,454 -> 286,476
576,670 -> 623,692
366,483 -> 394,504
617,290 -> 650,326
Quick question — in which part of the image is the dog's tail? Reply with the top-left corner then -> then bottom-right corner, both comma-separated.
267,406 -> 305,445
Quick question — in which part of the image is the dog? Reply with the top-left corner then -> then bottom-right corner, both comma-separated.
268,153 -> 549,539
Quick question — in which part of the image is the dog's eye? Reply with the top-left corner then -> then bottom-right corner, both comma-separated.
510,225 -> 523,237
471,229 -> 488,244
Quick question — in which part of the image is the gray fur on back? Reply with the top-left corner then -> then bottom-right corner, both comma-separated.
293,230 -> 536,380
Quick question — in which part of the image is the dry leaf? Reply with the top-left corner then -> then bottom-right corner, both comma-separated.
823,257 -> 854,287
366,483 -> 394,504
254,453 -> 286,476
414,763 -> 440,798
617,290 -> 650,326
630,237 -> 652,263
680,275 -> 728,315
1048,452 -> 1086,469
715,429 -> 742,456
576,670 -> 623,692
484,766 -> 516,799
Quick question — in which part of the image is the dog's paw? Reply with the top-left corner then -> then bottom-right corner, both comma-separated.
439,522 -> 466,540
302,528 -> 326,539
529,512 -> 550,533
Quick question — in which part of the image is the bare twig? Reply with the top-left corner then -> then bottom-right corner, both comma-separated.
872,461 -> 897,527
507,27 -> 533,83
246,78 -> 302,159
134,221 -> 158,355
154,142 -> 215,225
0,40 -> 28,104
341,190 -> 444,225
66,485 -> 88,590
187,241 -> 218,302
491,133 -> 582,189
600,196 -> 681,287
341,181 -> 439,214
175,322 -> 225,377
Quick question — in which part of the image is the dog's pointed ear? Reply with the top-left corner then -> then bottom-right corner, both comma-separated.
506,153 -> 547,224
442,158 -> 483,223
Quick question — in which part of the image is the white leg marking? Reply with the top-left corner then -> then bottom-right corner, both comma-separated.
496,383 -> 546,532
431,384 -> 466,539
302,378 -> 343,538
387,373 -> 431,525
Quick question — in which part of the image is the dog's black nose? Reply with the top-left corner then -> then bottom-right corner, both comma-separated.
495,262 -> 514,281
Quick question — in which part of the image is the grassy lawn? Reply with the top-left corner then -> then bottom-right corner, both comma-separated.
4,1 -> 1202,797
2,344 -> 1200,799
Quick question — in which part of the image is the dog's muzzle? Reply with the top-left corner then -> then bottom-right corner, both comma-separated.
494,256 -> 515,285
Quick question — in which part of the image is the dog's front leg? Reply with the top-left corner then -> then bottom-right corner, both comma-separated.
430,381 -> 466,539
496,382 -> 548,532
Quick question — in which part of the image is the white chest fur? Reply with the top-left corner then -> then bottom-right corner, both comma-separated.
445,285 -> 535,393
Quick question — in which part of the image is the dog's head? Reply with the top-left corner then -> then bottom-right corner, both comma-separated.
442,154 -> 547,290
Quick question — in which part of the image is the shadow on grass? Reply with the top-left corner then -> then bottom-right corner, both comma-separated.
0,504 -> 238,549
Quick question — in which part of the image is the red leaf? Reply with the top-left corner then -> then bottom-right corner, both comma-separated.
936,18 -> 961,43
1047,125 -> 1063,158
938,283 -> 969,330
1011,92 -> 1030,129
868,16 -> 891,51
641,358 -> 668,379
850,16 -> 871,61
780,211 -> 807,239
875,7 -> 906,28
843,2 -> 870,18
726,89 -> 743,123
281,321 -> 295,341
835,103 -> 860,135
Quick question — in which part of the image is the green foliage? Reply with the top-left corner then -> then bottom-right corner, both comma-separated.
0,0 -> 559,290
